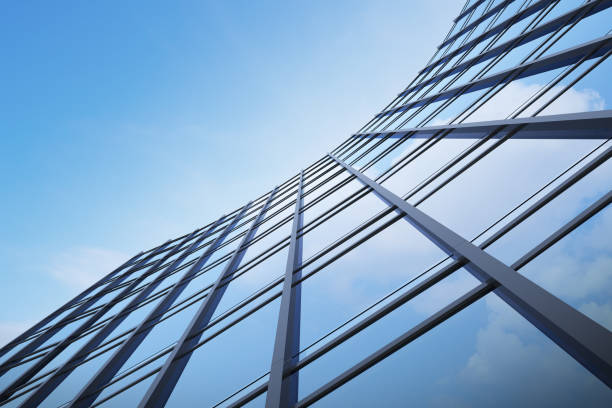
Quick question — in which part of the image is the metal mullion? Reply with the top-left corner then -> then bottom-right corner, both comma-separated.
224,144 -> 612,406
295,191 -> 612,406
302,131 -> 490,255
178,233 -> 235,267
337,132 -> 379,162
0,228 -> 206,402
301,156 -> 329,180
253,190 -> 298,228
29,271 -> 216,390
230,141 -> 610,402
352,0 -> 461,137
266,171 -> 304,407
305,141 -> 610,305
293,186 -> 612,382
238,173 -> 328,245
235,212 -> 293,263
137,188 -> 280,408
348,69 -> 457,161
513,189 -> 612,269
302,162 -> 334,188
336,126 -> 384,158
330,136 -> 360,157
24,267 -> 217,394
402,47 -> 610,204
390,0 -> 543,133
223,146 -> 611,407
304,155 -> 335,180
68,231 -> 225,319
17,217 -> 227,407
354,109 -> 612,140
371,132 -> 446,183
413,0 -> 610,97
302,158 -> 338,189
331,153 -> 612,387
67,247 -> 198,312
301,139 -> 445,241
411,0 -> 555,96
300,174 -> 356,215
0,242 -> 173,378
427,0 -> 550,74
0,252 -> 145,360
395,21 -> 576,132
215,143 -> 610,406
294,283 -> 492,407
382,34 -> 612,117
242,179 -> 301,225
455,0 -> 488,24
68,204 -> 251,408
17,217 -> 242,405
346,131 -> 399,167
405,6 -> 546,129
299,186 -> 369,239
458,5 -> 597,123
131,228 -> 215,271
303,156 -> 333,181
302,167 -> 345,199
405,0 -> 484,106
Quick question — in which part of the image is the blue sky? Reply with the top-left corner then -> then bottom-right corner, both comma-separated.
1,1 -> 612,407
0,0 -> 461,328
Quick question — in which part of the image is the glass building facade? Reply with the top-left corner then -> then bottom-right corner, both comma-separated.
1,0 -> 611,406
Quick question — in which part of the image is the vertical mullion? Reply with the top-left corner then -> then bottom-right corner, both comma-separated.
138,187 -> 279,408
329,153 -> 612,387
0,251 -> 144,361
18,219 -> 226,407
0,231 -> 188,406
69,206 -> 246,408
0,242 -> 172,378
266,171 -> 303,408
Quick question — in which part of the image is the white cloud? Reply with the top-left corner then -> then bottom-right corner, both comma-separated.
425,81 -> 605,126
232,80 -> 610,312
463,81 -> 605,123
529,254 -> 612,300
449,295 -> 612,406
45,246 -> 130,290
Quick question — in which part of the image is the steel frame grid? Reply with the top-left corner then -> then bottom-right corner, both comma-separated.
1,1 -> 611,407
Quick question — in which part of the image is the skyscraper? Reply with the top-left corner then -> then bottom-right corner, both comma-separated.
1,0 -> 611,406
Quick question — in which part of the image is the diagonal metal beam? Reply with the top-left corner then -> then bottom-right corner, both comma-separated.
68,205 -> 250,408
295,190 -> 612,406
0,241 -> 174,379
296,283 -> 493,407
225,185 -> 612,408
410,0 -> 612,97
425,0 -> 552,74
0,232 -> 199,402
137,187 -> 280,408
0,251 -> 145,361
425,0 -> 612,78
378,34 -> 612,117
453,0 -> 486,23
16,218 -> 226,407
438,0 -> 517,50
354,109 -> 612,140
266,172 -> 304,408
329,153 -> 612,387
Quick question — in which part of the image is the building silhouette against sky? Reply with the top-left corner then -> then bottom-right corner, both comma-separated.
1,0 -> 611,406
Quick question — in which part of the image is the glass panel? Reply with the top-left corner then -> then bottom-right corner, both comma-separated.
307,292 -> 612,407
165,297 -> 280,407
